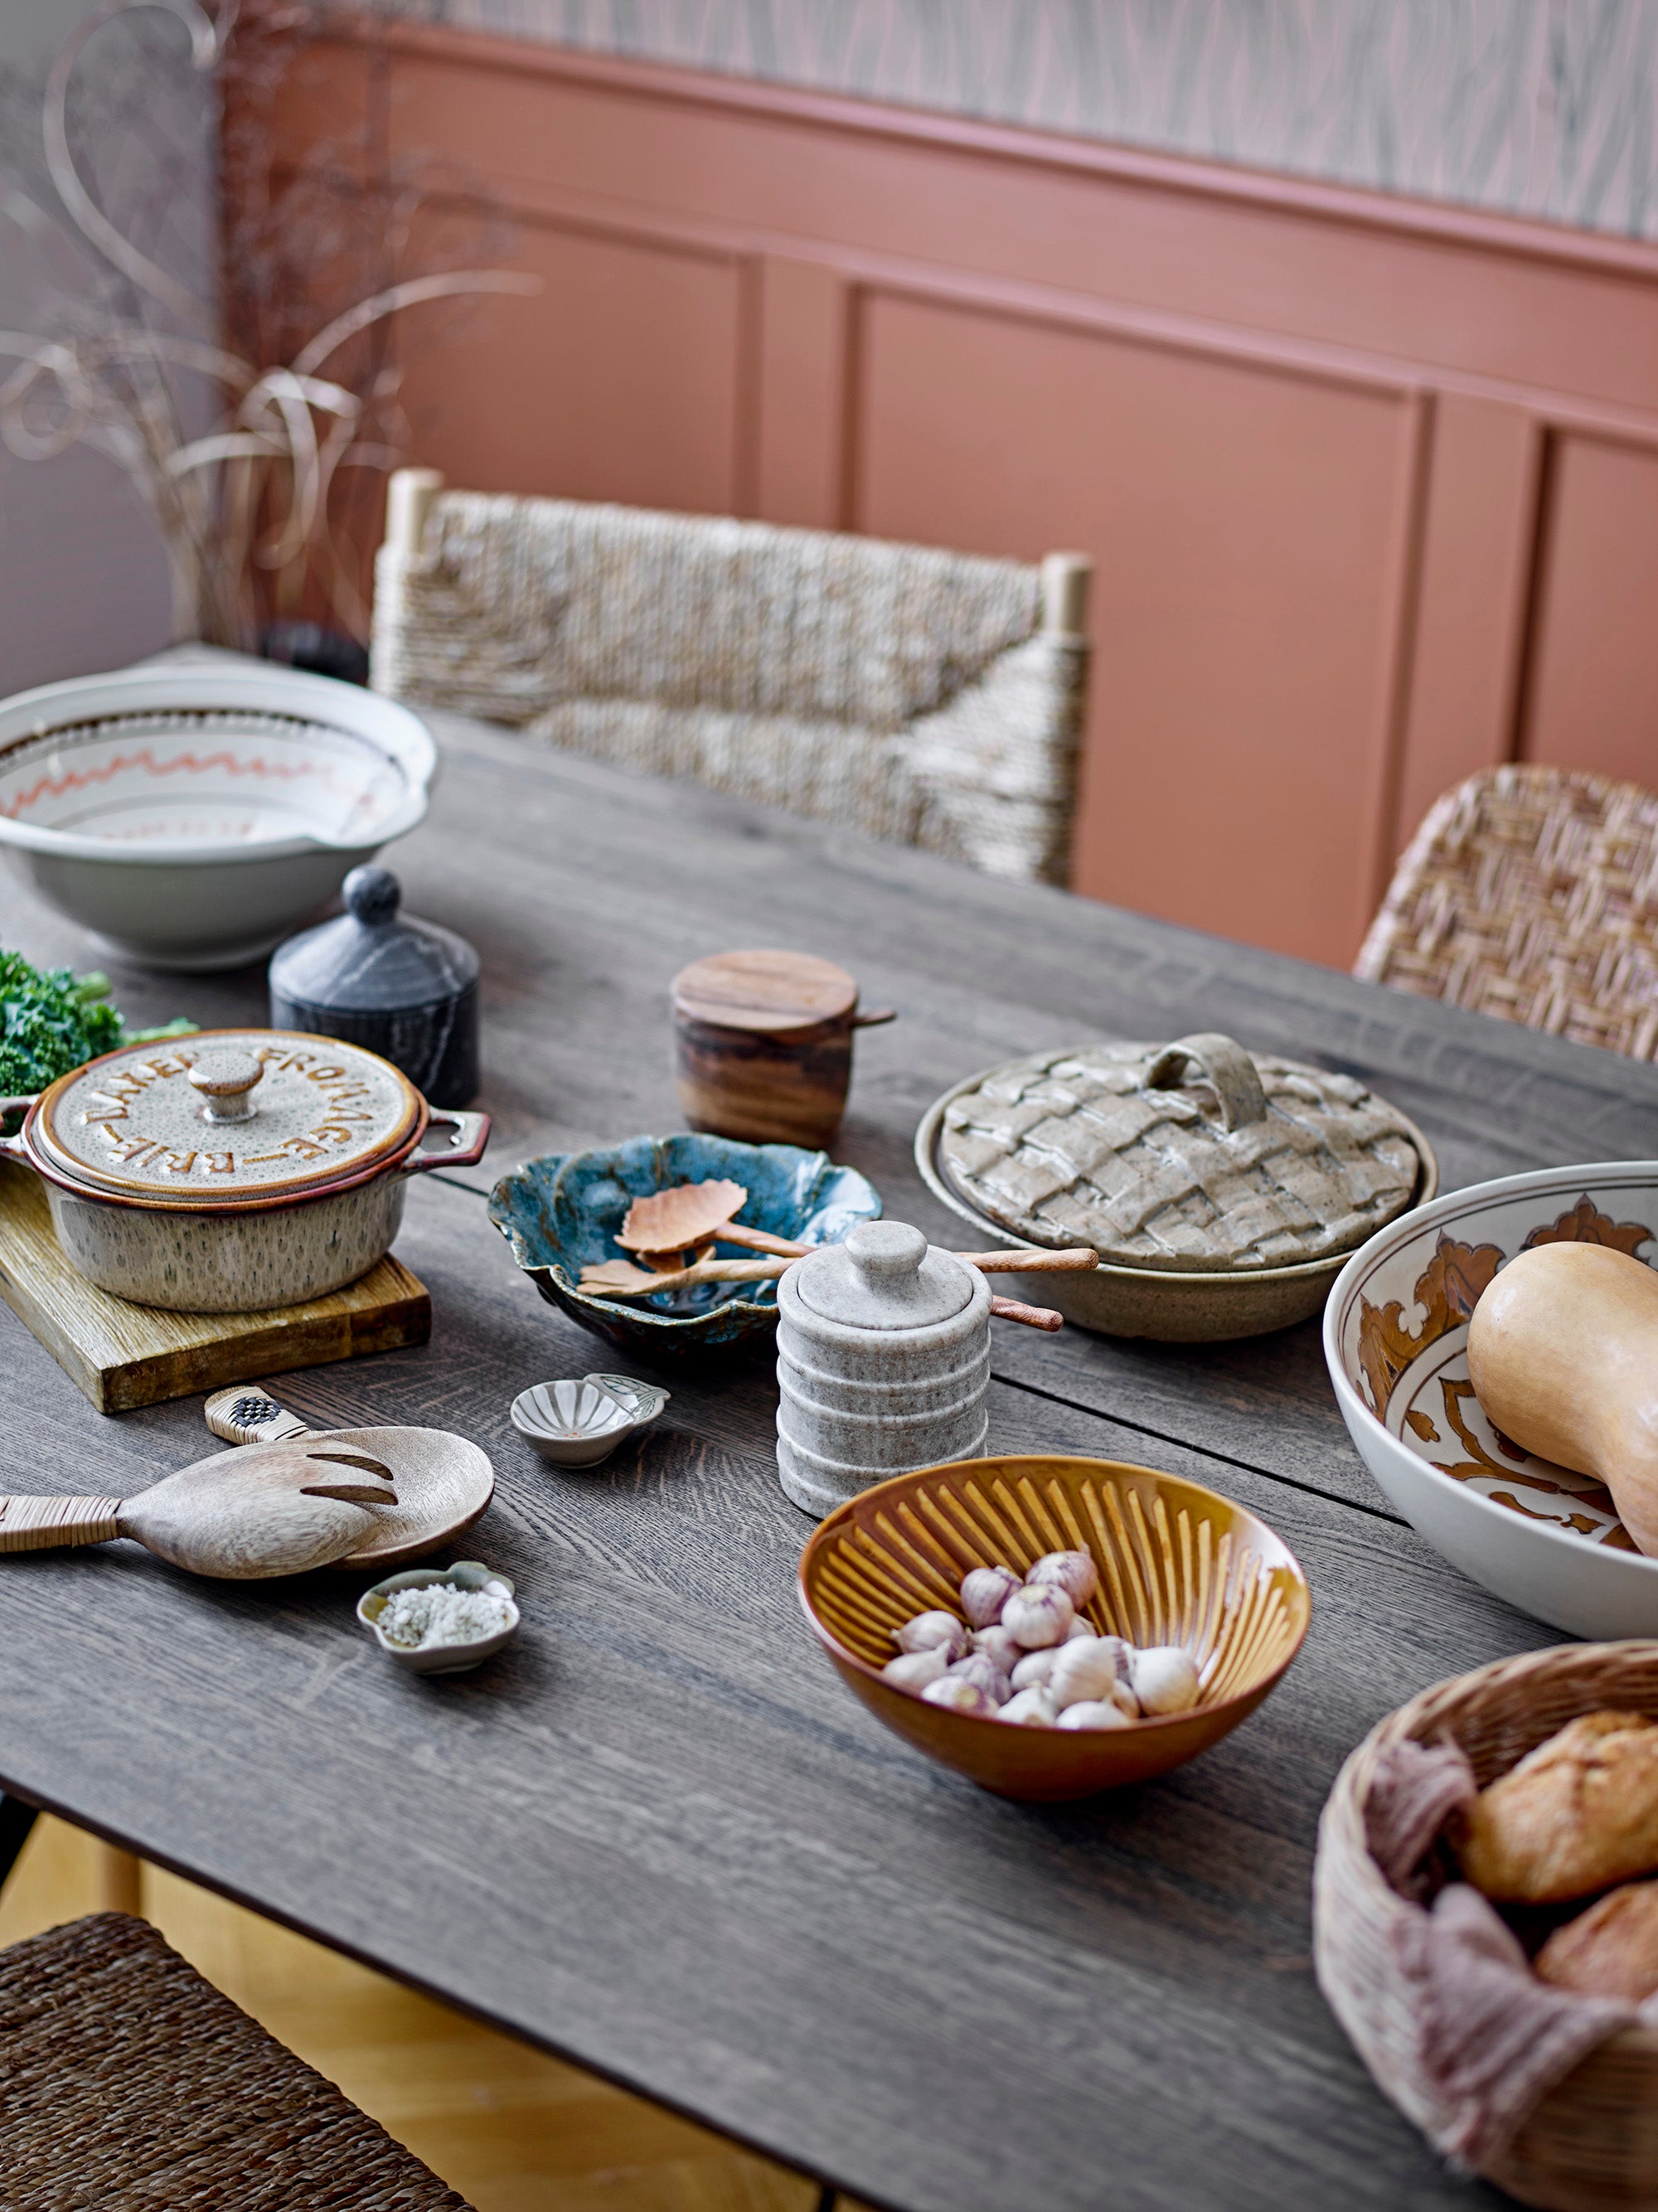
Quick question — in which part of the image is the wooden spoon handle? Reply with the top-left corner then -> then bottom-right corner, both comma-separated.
204,1386 -> 313,1447
956,1248 -> 1099,1273
711,1222 -> 813,1258
988,1295 -> 1064,1332
0,1496 -> 124,1551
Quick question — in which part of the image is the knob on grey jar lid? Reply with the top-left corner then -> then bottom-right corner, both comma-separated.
794,1221 -> 975,1330
269,866 -> 480,1108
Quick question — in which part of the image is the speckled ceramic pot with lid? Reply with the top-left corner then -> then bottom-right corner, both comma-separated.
775,1220 -> 991,1521
0,1029 -> 488,1312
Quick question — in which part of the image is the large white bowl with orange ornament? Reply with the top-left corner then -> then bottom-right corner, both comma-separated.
1324,1162 -> 1658,1641
0,662 -> 435,969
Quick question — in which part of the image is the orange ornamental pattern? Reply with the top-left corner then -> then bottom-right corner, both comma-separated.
0,745 -> 367,822
1357,1197 -> 1655,1550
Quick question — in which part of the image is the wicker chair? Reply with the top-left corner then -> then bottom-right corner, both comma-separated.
1356,764 -> 1658,1060
0,1911 -> 473,2209
370,470 -> 1091,887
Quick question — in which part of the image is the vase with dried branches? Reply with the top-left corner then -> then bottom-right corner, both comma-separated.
0,0 -> 532,665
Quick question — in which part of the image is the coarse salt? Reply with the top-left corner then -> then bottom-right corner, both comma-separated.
376,1581 -> 513,1649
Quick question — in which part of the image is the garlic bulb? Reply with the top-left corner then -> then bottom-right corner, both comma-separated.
960,1564 -> 1020,1627
971,1623 -> 1021,1674
999,1685 -> 1058,1727
946,1652 -> 1012,1705
1064,1615 -> 1095,1641
1028,1550 -> 1099,1608
1057,1699 -> 1134,1731
1131,1645 -> 1200,1715
1010,1646 -> 1060,1691
1107,1675 -> 1141,1719
894,1609 -> 968,1660
1001,1581 -> 1074,1649
1048,1636 -> 1123,1713
922,1674 -> 995,1715
881,1647 -> 948,1692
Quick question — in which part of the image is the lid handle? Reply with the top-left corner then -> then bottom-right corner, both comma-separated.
343,865 -> 400,927
846,1221 -> 928,1283
1142,1034 -> 1268,1133
187,1050 -> 264,1124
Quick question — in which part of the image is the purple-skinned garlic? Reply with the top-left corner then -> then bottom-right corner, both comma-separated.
1057,1698 -> 1134,1730
999,1685 -> 1058,1727
946,1652 -> 1012,1706
1010,1646 -> 1060,1691
1048,1636 -> 1123,1713
1028,1550 -> 1099,1608
972,1623 -> 1021,1674
960,1564 -> 1020,1627
881,1647 -> 948,1692
1131,1645 -> 1200,1715
894,1609 -> 968,1661
1001,1580 -> 1074,1649
922,1674 -> 995,1715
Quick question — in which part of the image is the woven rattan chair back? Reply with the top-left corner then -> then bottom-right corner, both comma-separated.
0,1911 -> 473,2210
1356,764 -> 1658,1060
371,469 -> 1090,886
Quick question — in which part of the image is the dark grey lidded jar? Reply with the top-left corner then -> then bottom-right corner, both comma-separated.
269,866 -> 480,1107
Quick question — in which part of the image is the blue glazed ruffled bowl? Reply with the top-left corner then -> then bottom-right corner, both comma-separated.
487,1133 -> 882,1360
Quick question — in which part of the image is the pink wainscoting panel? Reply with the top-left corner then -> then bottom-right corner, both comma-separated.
393,222 -> 747,519
848,288 -> 1409,958
260,26 -> 1658,965
1522,434 -> 1658,791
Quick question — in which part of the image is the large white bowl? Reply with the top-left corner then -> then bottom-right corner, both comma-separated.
1324,1161 -> 1658,1639
0,662 -> 436,969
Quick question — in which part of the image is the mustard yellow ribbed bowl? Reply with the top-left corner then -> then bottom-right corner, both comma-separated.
797,1454 -> 1311,1801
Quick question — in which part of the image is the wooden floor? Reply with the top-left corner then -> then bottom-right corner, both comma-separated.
0,1818 -> 852,2212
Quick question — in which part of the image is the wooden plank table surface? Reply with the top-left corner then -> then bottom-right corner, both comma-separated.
7,706 -> 1658,2212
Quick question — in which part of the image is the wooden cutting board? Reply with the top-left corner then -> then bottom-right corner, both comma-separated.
0,1159 -> 430,1414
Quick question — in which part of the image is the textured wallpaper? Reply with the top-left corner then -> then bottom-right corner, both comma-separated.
385,0 -> 1658,240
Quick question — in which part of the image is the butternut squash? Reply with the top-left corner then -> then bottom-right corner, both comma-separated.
1467,1242 -> 1658,1558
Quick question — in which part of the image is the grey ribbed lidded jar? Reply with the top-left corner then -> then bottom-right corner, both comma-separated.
775,1220 -> 991,1521
269,866 -> 480,1107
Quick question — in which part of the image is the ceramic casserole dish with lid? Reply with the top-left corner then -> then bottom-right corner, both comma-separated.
915,1031 -> 1437,1341
0,1029 -> 488,1312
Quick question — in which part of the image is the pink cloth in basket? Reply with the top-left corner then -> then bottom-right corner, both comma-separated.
1368,1736 -> 1651,2166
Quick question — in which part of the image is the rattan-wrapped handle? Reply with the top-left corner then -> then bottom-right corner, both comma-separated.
0,1496 -> 123,1551
1142,1033 -> 1268,1133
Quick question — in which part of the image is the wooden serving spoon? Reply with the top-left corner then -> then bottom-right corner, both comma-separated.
579,1238 -> 1096,1330
0,1442 -> 400,1579
201,1386 -> 495,1571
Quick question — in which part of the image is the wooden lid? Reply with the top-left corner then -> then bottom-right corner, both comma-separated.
672,949 -> 858,1036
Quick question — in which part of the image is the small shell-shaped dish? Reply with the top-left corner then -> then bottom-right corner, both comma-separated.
509,1374 -> 670,1468
357,1560 -> 519,1676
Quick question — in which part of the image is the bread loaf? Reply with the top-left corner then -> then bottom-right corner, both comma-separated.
1455,1710 -> 1658,1904
1535,1881 -> 1658,2001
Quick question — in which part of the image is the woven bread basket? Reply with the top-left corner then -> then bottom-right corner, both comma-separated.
1315,1643 -> 1658,2211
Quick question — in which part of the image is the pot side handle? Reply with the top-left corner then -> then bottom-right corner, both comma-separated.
400,1108 -> 491,1178
0,1093 -> 39,1155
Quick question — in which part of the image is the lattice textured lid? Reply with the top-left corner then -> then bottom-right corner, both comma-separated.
34,1030 -> 420,1205
938,1033 -> 1423,1273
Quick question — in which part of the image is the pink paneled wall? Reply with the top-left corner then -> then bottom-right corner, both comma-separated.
275,22 -> 1658,968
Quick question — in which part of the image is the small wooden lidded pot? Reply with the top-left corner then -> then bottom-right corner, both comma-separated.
671,949 -> 894,1150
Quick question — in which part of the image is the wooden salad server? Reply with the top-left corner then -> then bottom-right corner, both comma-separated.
0,1442 -> 400,1579
201,1385 -> 495,1572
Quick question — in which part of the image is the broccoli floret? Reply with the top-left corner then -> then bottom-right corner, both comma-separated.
0,952 -> 195,1130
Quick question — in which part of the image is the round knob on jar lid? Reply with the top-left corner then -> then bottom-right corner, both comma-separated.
342,865 -> 401,927
795,1218 -> 975,1328
846,1220 -> 928,1283
187,1050 -> 264,1123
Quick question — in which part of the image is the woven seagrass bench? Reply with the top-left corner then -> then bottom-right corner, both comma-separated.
0,1912 -> 473,2210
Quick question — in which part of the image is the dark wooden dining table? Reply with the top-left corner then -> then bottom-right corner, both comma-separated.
4,701 -> 1656,2212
